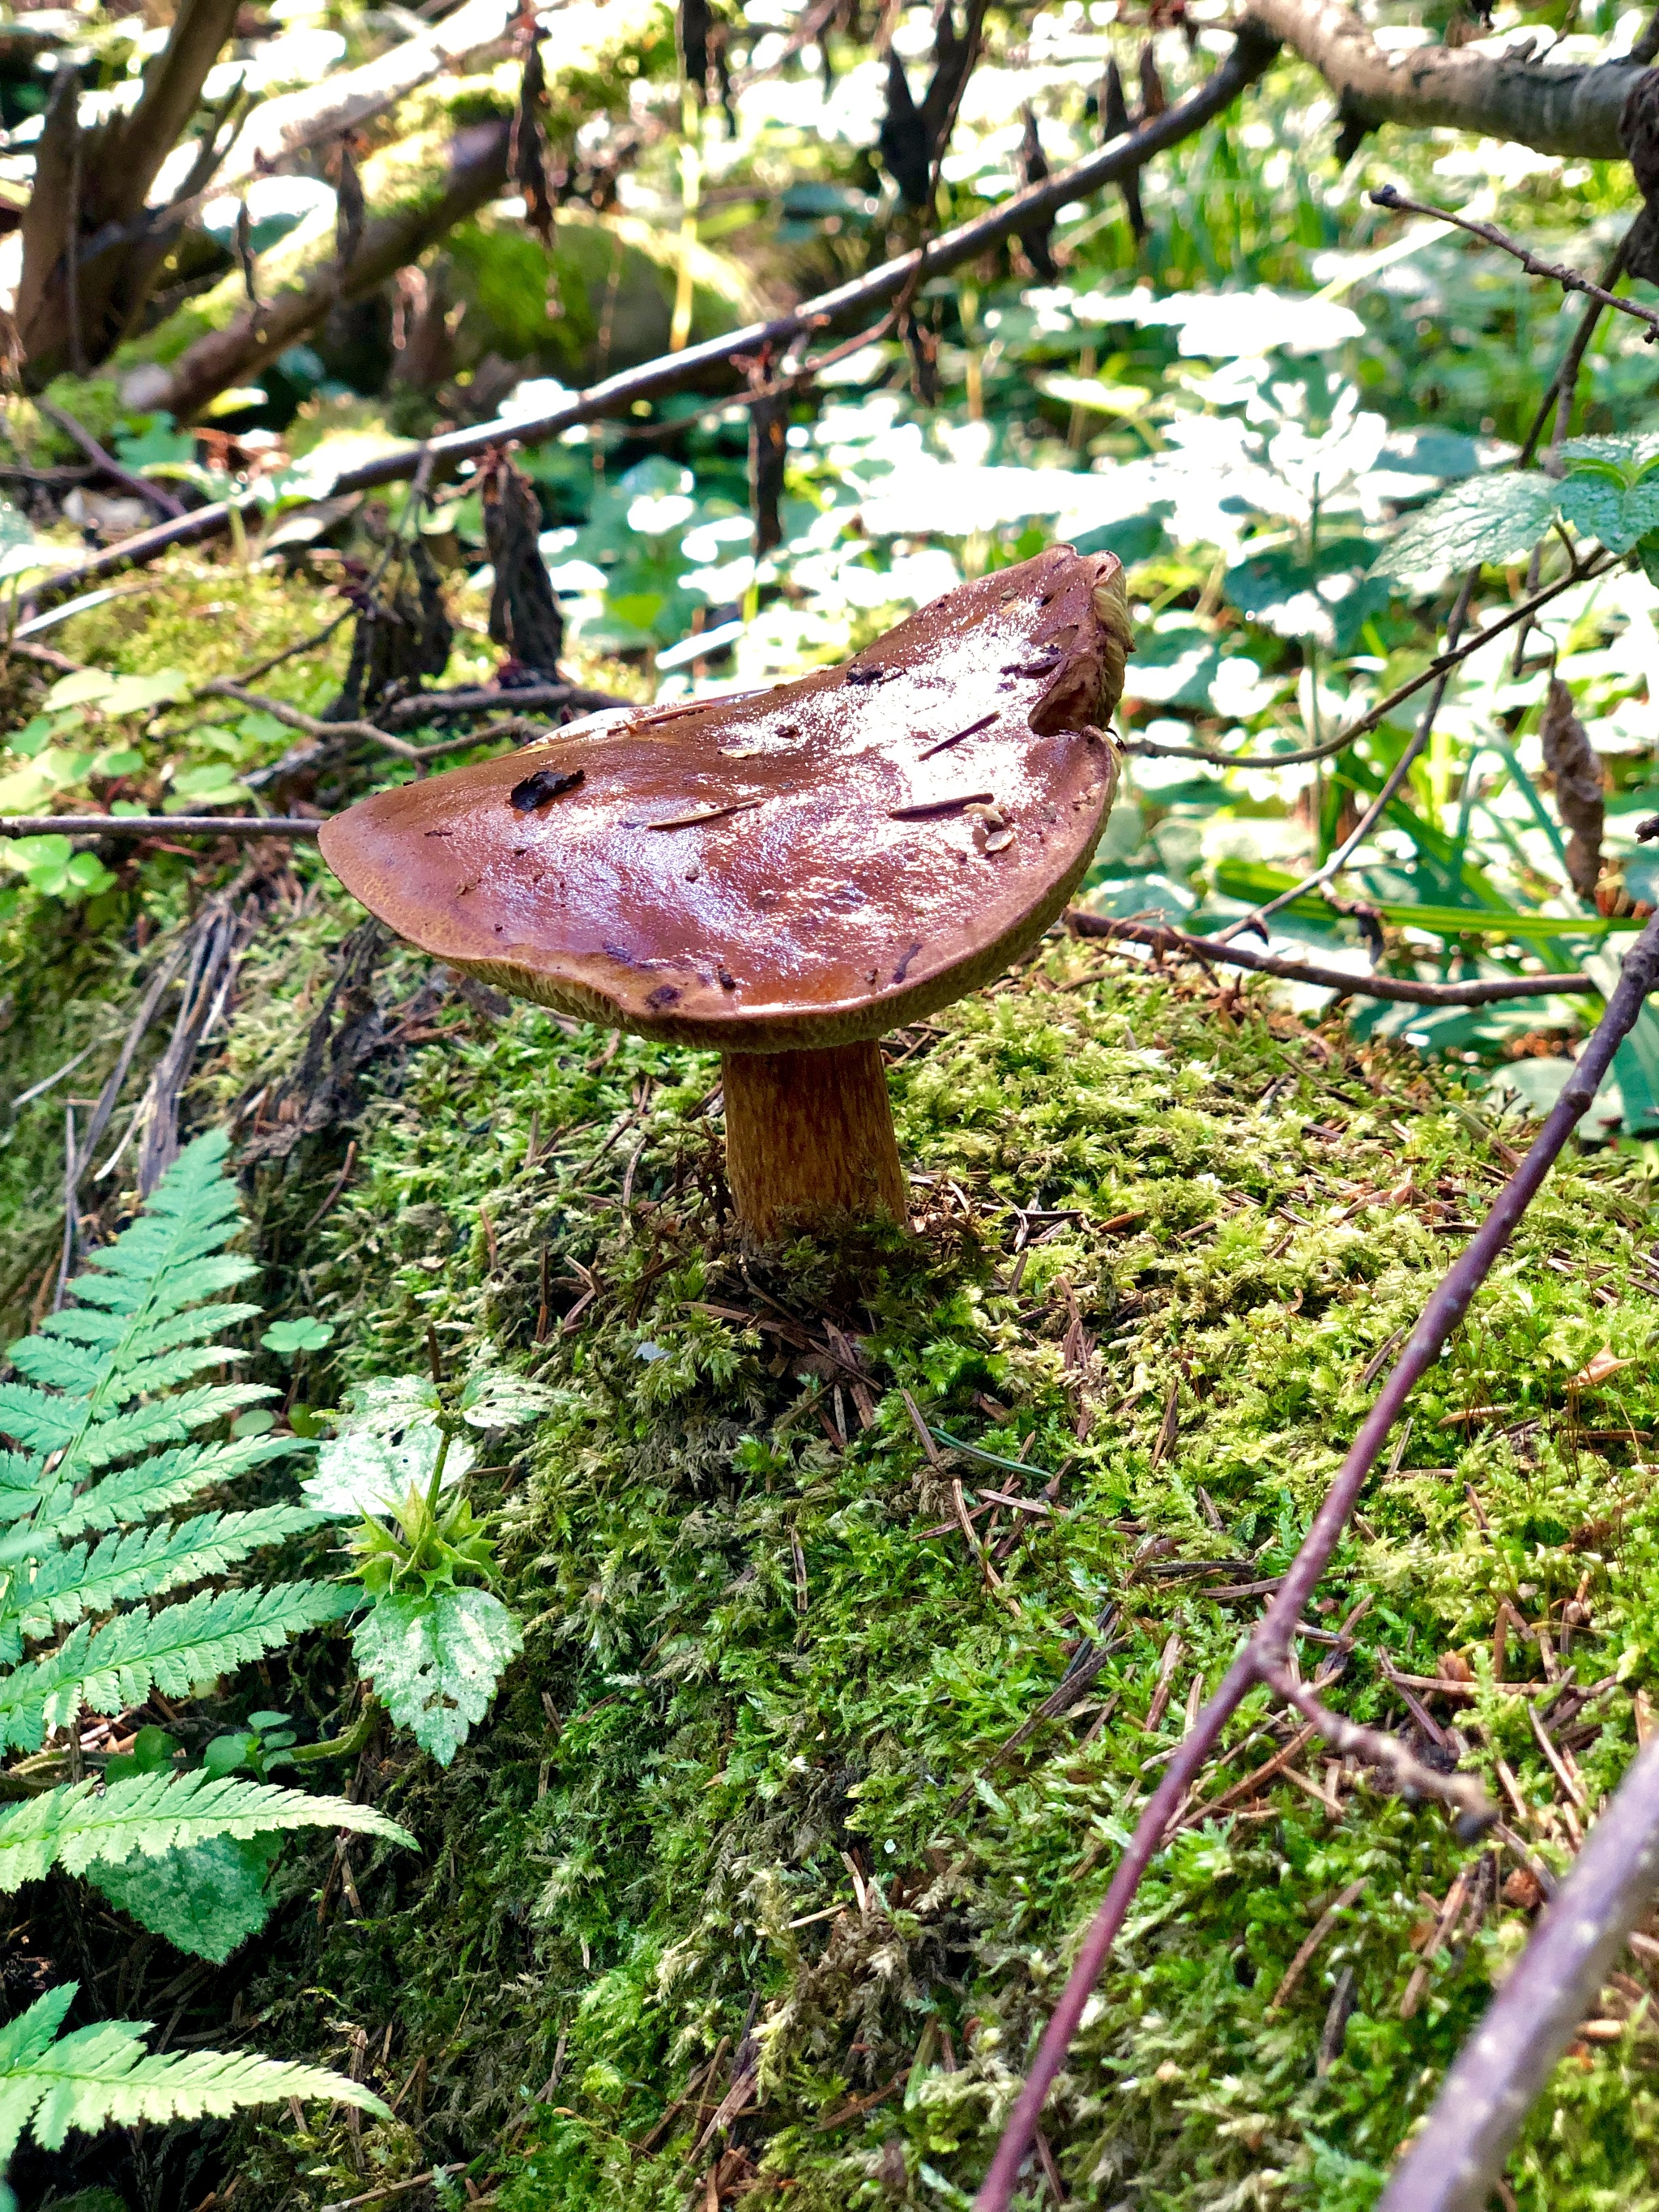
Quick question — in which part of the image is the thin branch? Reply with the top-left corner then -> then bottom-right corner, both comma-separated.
0,814 -> 322,839
194,678 -> 550,764
1370,186 -> 1659,346
971,909 -> 1659,2212
1211,574 -> 1475,946
35,399 -> 186,520
1065,912 -> 1597,1005
1378,1732 -> 1659,2212
1255,1655 -> 1491,1824
1127,553 -> 1614,767
383,681 -> 627,726
16,27 -> 1282,611
1518,230 -> 1631,468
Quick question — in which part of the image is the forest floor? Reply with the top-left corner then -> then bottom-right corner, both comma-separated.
6,718 -> 1659,2207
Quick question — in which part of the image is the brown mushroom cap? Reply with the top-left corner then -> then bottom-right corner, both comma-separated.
318,544 -> 1132,1051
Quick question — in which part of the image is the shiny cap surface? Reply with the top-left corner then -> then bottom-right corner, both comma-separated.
318,544 -> 1132,1048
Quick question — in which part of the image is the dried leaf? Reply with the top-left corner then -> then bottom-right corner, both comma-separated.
1567,1346 -> 1631,1390
1541,677 -> 1605,901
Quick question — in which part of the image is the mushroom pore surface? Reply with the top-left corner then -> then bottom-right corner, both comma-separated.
318,544 -> 1132,1051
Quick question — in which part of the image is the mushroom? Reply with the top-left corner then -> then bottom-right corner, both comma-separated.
318,544 -> 1132,1239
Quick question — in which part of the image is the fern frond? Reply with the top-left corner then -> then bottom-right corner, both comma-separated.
65,1252 -> 255,1318
0,1984 -> 388,2163
0,1457 -> 44,1529
29,1301 -> 261,1353
0,1584 -> 352,1750
7,1508 -> 325,1642
65,1434 -> 305,1540
0,1134 -> 266,1505
0,1772 -> 412,1890
71,1582 -> 353,1723
5,1335 -> 251,1403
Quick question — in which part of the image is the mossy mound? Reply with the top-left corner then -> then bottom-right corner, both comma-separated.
2,574 -> 1657,2211
55,885 -> 1640,2212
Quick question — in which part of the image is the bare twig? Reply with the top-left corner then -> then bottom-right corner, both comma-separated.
1126,553 -> 1614,767
0,815 -> 322,839
194,679 -> 425,760
17,28 -> 1282,610
1211,574 -> 1476,946
35,398 -> 186,520
1065,912 -> 1596,1005
971,909 -> 1659,2212
1518,231 -> 1632,467
1256,1655 -> 1490,1823
1379,1732 -> 1659,2212
384,681 -> 627,725
1371,186 -> 1659,346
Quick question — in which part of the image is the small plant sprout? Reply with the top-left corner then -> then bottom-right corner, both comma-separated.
261,1317 -> 334,1359
303,1359 -> 552,1765
318,546 -> 1132,1238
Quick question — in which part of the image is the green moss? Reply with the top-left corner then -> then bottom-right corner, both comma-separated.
5,569 -> 1659,2212
168,908 -> 1659,2212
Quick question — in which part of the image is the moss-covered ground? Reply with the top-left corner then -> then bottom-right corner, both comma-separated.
6,574 -> 1659,2212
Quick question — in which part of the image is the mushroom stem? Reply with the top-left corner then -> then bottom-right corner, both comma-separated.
721,1042 -> 908,1238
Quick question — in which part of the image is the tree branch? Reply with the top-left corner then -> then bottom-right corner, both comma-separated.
1244,0 -> 1648,157
149,122 -> 513,424
0,815 -> 322,839
971,908 -> 1659,2212
16,24 -> 1282,607
1126,553 -> 1615,769
1066,912 -> 1597,1005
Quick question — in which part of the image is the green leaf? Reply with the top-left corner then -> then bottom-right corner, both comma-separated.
1558,469 -> 1659,554
455,1367 -> 556,1430
352,1586 -> 522,1766
96,671 -> 188,719
261,1317 -> 333,1358
305,1414 -> 473,1520
88,1831 -> 284,1961
1372,475 -> 1559,582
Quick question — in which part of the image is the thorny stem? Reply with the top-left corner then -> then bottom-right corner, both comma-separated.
971,909 -> 1659,2212
1127,553 -> 1614,767
1371,186 -> 1659,346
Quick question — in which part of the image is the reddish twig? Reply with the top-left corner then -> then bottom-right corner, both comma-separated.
1066,913 -> 1597,1006
971,908 -> 1659,2212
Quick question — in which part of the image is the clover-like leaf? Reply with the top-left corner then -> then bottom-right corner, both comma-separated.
260,1318 -> 333,1360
